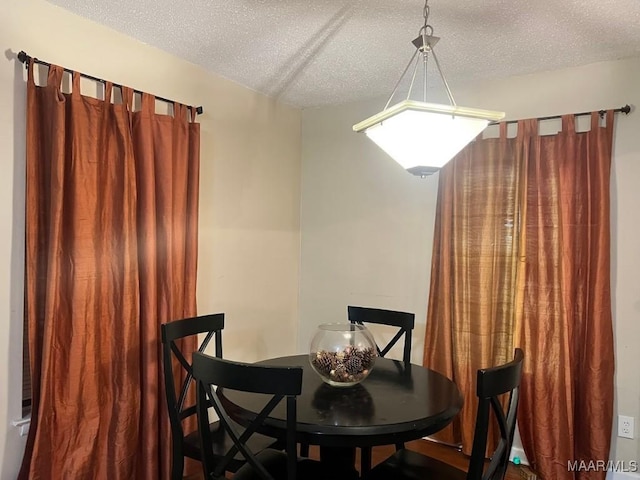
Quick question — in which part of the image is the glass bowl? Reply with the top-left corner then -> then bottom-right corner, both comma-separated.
309,323 -> 377,387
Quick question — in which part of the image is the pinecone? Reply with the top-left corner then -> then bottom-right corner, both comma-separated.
333,363 -> 347,379
342,345 -> 355,361
312,351 -> 334,375
345,355 -> 363,375
360,347 -> 377,370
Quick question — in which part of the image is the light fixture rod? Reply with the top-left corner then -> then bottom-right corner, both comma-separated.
430,47 -> 456,106
406,51 -> 422,102
384,48 -> 420,110
423,52 -> 428,102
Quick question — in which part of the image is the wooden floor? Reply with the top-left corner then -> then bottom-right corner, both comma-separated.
185,438 -> 524,479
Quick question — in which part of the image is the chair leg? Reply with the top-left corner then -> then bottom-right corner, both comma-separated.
299,442 -> 310,457
361,446 -> 372,474
171,455 -> 184,480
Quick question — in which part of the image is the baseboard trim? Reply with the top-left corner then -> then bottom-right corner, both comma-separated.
509,446 -> 529,466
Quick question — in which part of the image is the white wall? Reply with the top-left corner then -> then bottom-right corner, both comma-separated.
299,100 -> 438,360
0,1 -> 301,478
300,56 -> 640,466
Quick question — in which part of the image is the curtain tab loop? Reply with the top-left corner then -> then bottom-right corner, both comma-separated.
121,86 -> 134,130
561,114 -> 575,134
516,119 -> 536,139
499,122 -> 508,140
173,102 -> 185,122
121,87 -> 134,112
103,81 -> 113,104
605,110 -> 614,130
71,71 -> 81,97
140,92 -> 155,114
47,64 -> 64,91
27,58 -> 35,85
189,106 -> 198,123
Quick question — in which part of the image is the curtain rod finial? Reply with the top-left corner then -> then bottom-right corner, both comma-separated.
17,50 -> 30,66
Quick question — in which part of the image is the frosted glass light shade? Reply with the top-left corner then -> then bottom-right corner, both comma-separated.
353,100 -> 505,175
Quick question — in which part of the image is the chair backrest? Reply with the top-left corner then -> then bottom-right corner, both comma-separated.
347,306 -> 415,364
161,314 -> 225,453
193,353 -> 303,480
466,348 -> 524,480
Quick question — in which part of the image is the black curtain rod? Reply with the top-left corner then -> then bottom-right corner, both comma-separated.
491,104 -> 631,126
17,51 -> 204,116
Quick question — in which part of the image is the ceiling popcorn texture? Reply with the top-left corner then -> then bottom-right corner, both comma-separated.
47,0 -> 640,108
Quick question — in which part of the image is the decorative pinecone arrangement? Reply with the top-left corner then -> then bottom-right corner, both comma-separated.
311,345 -> 376,384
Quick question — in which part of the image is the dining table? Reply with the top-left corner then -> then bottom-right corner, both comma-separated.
218,354 -> 463,475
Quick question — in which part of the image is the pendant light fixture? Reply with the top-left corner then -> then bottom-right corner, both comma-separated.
353,0 -> 505,176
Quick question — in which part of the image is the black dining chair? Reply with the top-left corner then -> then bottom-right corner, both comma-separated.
363,348 -> 525,480
347,306 -> 415,364
161,314 -> 278,480
193,352 -> 340,480
347,305 -> 416,472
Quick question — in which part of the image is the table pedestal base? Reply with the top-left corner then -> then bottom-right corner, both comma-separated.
319,446 -> 359,478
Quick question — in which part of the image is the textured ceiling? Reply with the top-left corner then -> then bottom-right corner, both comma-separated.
47,0 -> 640,108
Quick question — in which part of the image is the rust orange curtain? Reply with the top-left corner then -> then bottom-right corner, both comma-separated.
424,113 -> 615,480
516,112 -> 615,480
424,124 -> 522,451
20,62 -> 199,479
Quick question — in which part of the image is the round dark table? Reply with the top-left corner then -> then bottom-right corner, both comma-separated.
219,354 -> 462,450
